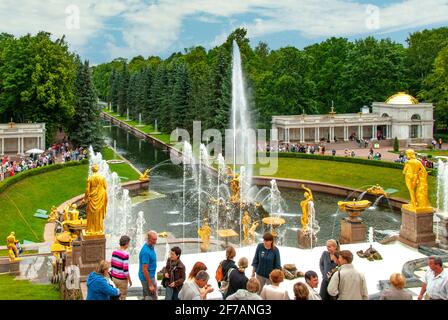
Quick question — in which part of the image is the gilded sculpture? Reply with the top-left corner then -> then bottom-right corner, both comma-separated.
229,172 -> 241,203
84,164 -> 108,236
248,220 -> 259,243
402,149 -> 433,213
6,232 -> 21,261
198,218 -> 212,252
139,168 -> 151,182
300,184 -> 314,230
48,206 -> 58,222
242,211 -> 251,242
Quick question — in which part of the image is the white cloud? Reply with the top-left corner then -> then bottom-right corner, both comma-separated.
1,0 -> 447,61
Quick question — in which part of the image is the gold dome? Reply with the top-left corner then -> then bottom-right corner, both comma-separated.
385,92 -> 418,105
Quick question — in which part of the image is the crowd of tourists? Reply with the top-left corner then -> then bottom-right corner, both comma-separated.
86,232 -> 448,301
394,151 -> 434,168
0,143 -> 87,181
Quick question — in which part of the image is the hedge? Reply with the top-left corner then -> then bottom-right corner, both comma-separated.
259,152 -> 437,176
0,159 -> 88,194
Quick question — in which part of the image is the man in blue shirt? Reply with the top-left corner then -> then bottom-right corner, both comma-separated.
139,230 -> 158,300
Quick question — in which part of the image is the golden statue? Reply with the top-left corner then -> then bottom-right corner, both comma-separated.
248,221 -> 260,243
48,206 -> 58,222
366,184 -> 388,197
402,149 -> 432,213
229,173 -> 241,203
139,168 -> 151,182
63,204 -> 71,222
6,232 -> 21,261
84,164 -> 108,236
242,211 -> 251,242
300,184 -> 314,230
68,203 -> 80,221
198,218 -> 212,252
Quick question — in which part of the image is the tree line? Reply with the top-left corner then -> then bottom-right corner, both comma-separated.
0,32 -> 103,149
94,27 -> 448,134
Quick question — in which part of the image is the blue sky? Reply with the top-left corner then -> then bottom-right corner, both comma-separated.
1,0 -> 447,65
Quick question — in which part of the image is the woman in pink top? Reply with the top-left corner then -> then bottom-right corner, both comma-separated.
110,235 -> 132,300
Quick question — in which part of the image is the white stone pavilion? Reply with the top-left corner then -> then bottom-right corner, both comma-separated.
0,121 -> 46,155
272,92 -> 434,145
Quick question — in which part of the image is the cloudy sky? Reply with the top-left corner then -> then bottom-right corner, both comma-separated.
1,0 -> 447,64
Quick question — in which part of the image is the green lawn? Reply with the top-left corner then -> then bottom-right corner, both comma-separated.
389,149 -> 448,157
254,157 -> 437,205
0,165 -> 88,245
100,147 -> 141,181
103,109 -> 172,144
0,249 -> 38,256
0,274 -> 60,300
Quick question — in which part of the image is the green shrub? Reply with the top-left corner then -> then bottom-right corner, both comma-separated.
0,159 -> 88,194
259,152 -> 437,177
393,137 -> 399,152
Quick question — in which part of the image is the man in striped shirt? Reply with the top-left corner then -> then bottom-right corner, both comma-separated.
111,235 -> 132,300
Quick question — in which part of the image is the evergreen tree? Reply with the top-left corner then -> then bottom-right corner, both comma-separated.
171,62 -> 190,130
109,69 -> 119,112
69,60 -> 103,149
117,61 -> 129,115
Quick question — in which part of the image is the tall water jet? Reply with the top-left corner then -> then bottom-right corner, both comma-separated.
134,211 -> 146,254
182,141 -> 194,251
230,40 -> 255,185
436,158 -> 448,215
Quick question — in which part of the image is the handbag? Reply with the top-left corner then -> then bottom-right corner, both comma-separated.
219,268 -> 234,295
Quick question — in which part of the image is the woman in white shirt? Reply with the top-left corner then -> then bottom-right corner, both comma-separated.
260,269 -> 290,300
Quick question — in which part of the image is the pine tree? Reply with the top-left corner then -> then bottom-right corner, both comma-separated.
171,62 -> 190,130
69,60 -> 103,149
109,69 -> 119,112
117,61 -> 129,116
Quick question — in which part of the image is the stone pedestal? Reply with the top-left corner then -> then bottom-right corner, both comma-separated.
339,219 -> 366,244
71,232 -> 106,281
297,229 -> 317,249
0,258 -> 20,275
398,207 -> 435,248
436,213 -> 448,250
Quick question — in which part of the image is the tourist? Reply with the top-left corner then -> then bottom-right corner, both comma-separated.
432,139 -> 436,149
293,282 -> 309,300
138,230 -> 158,300
327,250 -> 368,300
110,235 -> 132,300
163,246 -> 186,300
225,257 -> 249,299
252,232 -> 281,292
178,270 -> 214,300
351,150 -> 356,157
319,239 -> 339,300
380,273 -> 412,300
332,149 -> 336,156
226,277 -> 262,300
439,138 -> 443,149
216,246 -> 237,294
304,270 -> 321,300
260,269 -> 290,300
418,256 -> 448,300
86,260 -> 120,300
188,261 -> 208,281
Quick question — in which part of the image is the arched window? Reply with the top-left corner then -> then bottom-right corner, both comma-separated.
381,113 -> 389,117
411,114 -> 421,120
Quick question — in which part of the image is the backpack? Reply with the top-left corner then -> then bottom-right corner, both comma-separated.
215,262 -> 224,282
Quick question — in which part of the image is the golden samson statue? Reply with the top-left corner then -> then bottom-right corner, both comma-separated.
84,164 -> 108,236
402,149 -> 432,213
